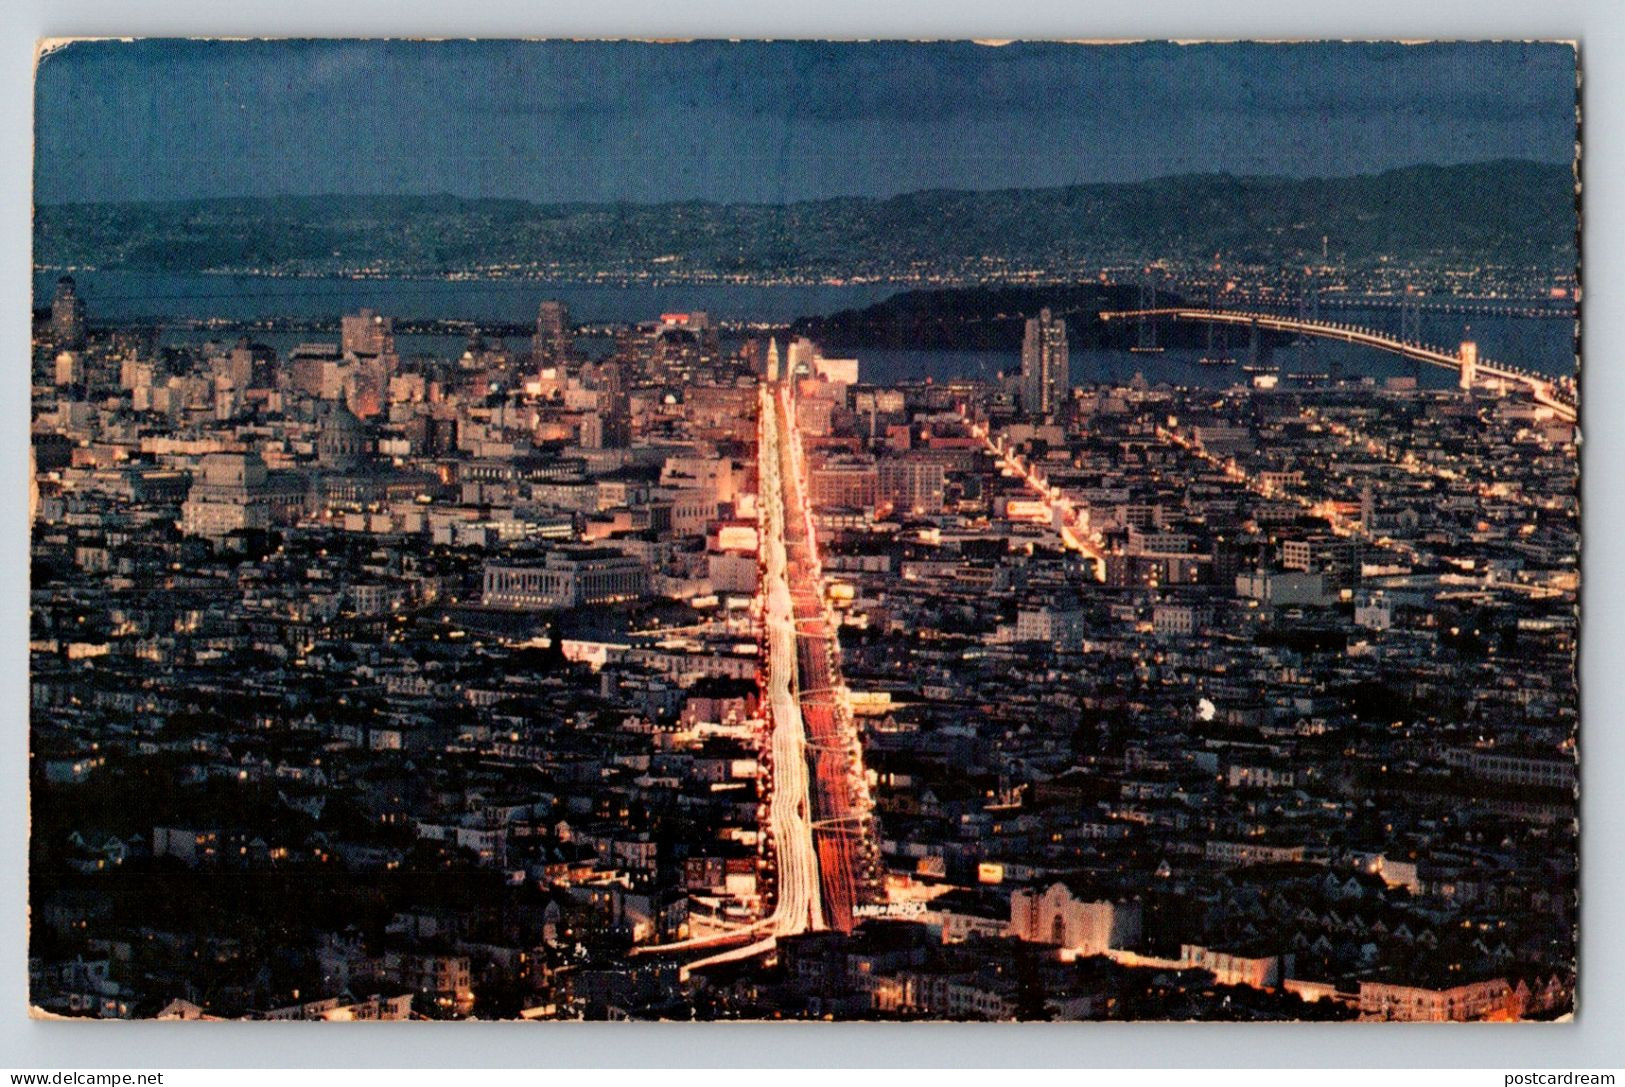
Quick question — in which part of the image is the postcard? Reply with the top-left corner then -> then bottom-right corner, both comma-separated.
29,39 -> 1578,1022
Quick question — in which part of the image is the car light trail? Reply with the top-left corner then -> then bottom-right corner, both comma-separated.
637,378 -> 838,976
772,384 -> 883,933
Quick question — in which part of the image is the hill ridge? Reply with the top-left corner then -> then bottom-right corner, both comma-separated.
35,160 -> 1574,281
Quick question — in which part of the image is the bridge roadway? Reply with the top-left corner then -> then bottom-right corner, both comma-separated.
1195,293 -> 1574,320
1099,307 -> 1576,424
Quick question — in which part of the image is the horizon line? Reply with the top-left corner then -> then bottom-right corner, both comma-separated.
32,156 -> 1572,212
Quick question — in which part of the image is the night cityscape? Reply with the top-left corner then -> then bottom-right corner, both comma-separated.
27,39 -> 1579,1023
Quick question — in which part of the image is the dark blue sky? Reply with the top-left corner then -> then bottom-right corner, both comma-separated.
34,39 -> 1577,206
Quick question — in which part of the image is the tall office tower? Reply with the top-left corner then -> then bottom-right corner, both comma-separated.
786,336 -> 818,379
340,309 -> 397,418
595,393 -> 631,449
50,276 -> 86,350
341,308 -> 395,358
532,300 -> 571,365
1020,308 -> 1069,417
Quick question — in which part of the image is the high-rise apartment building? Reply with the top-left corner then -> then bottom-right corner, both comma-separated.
1020,308 -> 1069,417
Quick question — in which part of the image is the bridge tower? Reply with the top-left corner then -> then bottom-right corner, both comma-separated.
1297,271 -> 1322,373
1459,340 -> 1478,391
1206,282 -> 1215,354
1295,270 -> 1323,324
1247,318 -> 1261,369
1400,295 -> 1422,344
1136,276 -> 1159,352
1399,295 -> 1423,383
1204,281 -> 1225,358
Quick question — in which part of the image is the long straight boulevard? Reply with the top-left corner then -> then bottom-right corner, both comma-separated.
634,380 -> 828,976
754,380 -> 829,938
634,371 -> 882,975
770,382 -> 883,933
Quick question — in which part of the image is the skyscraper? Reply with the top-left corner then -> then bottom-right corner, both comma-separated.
341,308 -> 395,358
1459,340 -> 1478,391
786,336 -> 817,380
533,300 -> 571,365
1020,308 -> 1069,417
50,276 -> 85,350
340,309 -> 397,418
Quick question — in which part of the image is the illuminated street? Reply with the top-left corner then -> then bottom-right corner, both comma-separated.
637,381 -> 828,976
772,384 -> 883,932
755,381 -> 830,937
967,413 -> 1108,581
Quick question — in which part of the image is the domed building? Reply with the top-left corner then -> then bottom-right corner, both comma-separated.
316,399 -> 370,472
311,397 -> 440,515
